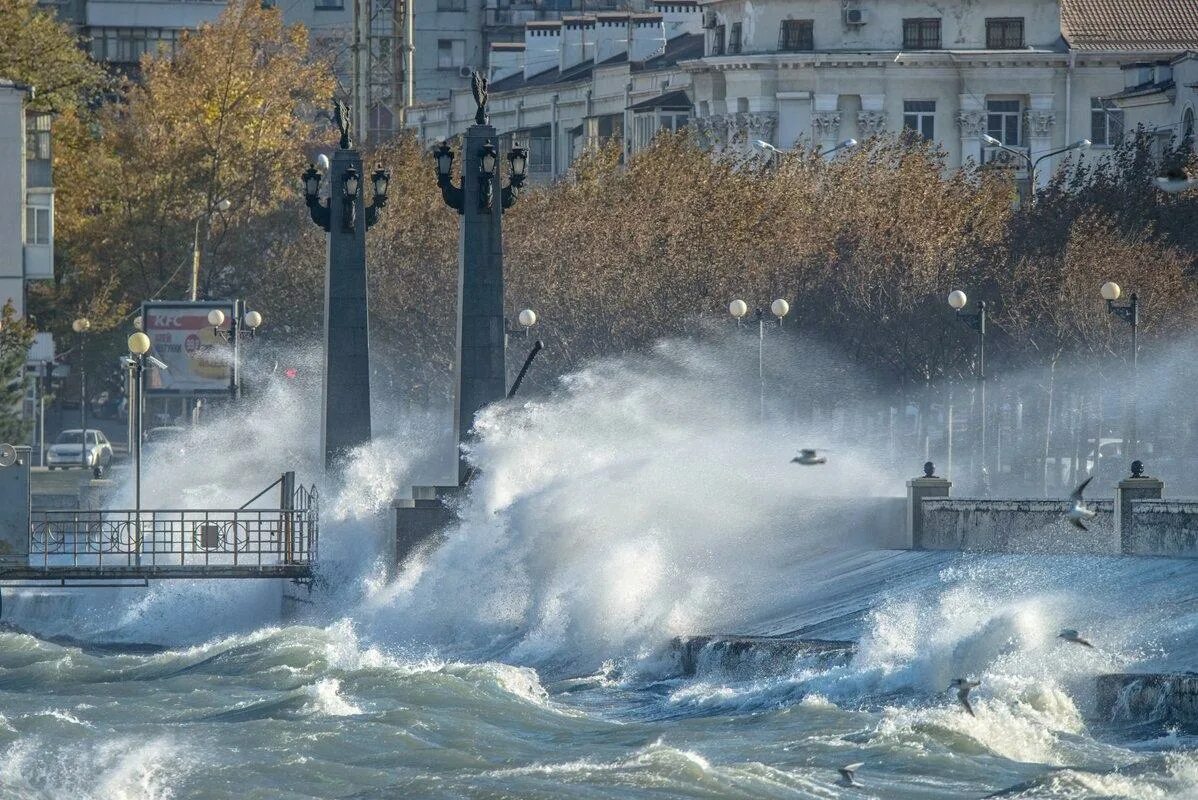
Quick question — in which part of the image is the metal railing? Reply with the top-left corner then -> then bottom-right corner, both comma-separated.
27,483 -> 318,573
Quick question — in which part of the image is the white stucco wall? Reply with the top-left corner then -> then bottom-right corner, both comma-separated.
0,84 -> 26,317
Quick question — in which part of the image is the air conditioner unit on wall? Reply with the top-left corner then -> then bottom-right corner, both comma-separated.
843,7 -> 867,25
459,66 -> 473,78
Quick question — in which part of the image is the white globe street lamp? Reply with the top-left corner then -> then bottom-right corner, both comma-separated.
518,308 -> 537,329
729,299 -> 749,320
947,290 -> 968,310
1100,281 -> 1122,302
770,299 -> 790,320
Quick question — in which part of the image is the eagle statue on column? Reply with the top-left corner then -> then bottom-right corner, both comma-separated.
471,70 -> 489,126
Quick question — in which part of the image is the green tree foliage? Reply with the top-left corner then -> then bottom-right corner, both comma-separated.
0,301 -> 34,444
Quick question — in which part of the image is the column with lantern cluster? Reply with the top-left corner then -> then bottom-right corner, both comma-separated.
300,100 -> 390,470
433,72 -> 529,484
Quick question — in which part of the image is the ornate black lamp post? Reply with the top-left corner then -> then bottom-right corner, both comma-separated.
948,290 -> 987,489
1101,281 -> 1139,458
300,99 -> 390,470
433,71 -> 529,484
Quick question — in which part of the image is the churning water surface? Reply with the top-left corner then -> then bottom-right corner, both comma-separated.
1,339 -> 1195,799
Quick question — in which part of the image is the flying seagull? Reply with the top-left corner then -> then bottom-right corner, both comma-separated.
791,449 -> 828,466
1058,629 -> 1094,648
950,678 -> 981,716
1066,476 -> 1097,531
837,762 -> 864,787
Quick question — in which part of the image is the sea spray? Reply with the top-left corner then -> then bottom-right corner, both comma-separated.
362,337 -> 896,673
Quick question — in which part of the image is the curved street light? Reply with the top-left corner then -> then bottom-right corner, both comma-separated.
729,298 -> 790,423
753,138 -> 857,160
1101,281 -> 1139,458
72,317 -> 91,472
948,290 -> 988,490
980,135 -> 1090,200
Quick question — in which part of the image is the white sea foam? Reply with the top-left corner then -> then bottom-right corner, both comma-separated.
304,678 -> 363,716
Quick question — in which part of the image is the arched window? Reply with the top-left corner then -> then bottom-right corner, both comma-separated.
1184,106 -> 1195,149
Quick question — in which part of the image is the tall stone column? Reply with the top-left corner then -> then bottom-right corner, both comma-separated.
454,123 -> 507,483
304,101 -> 388,471
321,147 -> 372,469
812,94 -> 841,152
956,97 -> 986,168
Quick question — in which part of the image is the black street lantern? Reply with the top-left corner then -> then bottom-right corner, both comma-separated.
508,143 -> 528,188
479,143 -> 498,176
435,141 -> 454,180
302,163 -> 322,200
343,166 -> 360,197
342,166 -> 360,231
479,143 -> 499,209
371,164 -> 390,206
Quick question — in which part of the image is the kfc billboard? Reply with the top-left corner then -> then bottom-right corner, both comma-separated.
141,301 -> 237,396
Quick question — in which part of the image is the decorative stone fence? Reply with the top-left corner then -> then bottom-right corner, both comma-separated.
919,498 -> 1117,554
1124,500 -> 1198,557
905,462 -> 1195,558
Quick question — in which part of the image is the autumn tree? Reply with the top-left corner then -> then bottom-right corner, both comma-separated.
0,0 -> 106,113
40,0 -> 334,342
0,301 -> 34,443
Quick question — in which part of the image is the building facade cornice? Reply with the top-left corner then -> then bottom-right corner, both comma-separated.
684,49 -> 1177,74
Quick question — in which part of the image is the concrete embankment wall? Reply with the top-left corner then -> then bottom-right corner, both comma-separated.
1125,500 -> 1198,557
1096,673 -> 1198,724
919,498 -> 1117,554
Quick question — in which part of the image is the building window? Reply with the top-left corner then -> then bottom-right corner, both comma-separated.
903,18 -> 941,50
712,24 -> 725,55
779,19 -> 814,52
436,0 -> 465,10
314,0 -> 343,8
632,111 -> 689,151
1090,98 -> 1124,146
89,27 -> 181,63
1185,107 -> 1196,145
26,206 -> 50,246
728,22 -> 742,54
986,18 -> 1024,48
437,39 -> 465,69
25,114 -> 50,161
903,100 -> 935,140
528,134 -> 552,173
986,99 -> 1022,146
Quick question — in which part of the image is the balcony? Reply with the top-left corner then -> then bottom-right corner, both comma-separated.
484,0 -> 621,27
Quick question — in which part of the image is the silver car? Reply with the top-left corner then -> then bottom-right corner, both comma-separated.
47,429 -> 114,477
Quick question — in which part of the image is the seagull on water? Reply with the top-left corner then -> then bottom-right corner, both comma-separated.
1066,476 -> 1097,531
837,762 -> 864,787
949,678 -> 981,716
1058,629 -> 1094,648
791,449 -> 828,466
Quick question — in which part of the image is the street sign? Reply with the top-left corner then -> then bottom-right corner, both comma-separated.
140,301 -> 238,396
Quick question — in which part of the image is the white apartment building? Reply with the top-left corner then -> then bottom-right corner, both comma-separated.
407,0 -> 704,180
38,0 -> 653,137
686,0 -> 1198,182
1106,52 -> 1198,149
0,81 -> 53,322
408,0 -> 1198,185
